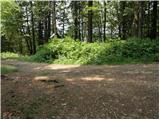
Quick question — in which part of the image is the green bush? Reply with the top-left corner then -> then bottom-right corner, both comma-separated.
1,37 -> 158,64
30,37 -> 158,64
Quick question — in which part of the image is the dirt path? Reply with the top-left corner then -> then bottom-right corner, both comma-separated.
1,60 -> 159,119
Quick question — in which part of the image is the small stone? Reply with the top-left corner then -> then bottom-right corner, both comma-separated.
138,109 -> 142,112
62,103 -> 67,106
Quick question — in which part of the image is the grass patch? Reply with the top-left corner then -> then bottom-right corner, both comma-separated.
1,52 -> 30,61
1,65 -> 18,74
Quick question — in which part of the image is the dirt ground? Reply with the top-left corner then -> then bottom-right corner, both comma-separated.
1,60 -> 159,119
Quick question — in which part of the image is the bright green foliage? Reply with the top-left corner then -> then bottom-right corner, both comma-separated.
1,65 -> 18,74
1,1 -> 23,52
1,52 -> 19,59
1,52 -> 30,61
1,37 -> 158,65
30,37 -> 158,64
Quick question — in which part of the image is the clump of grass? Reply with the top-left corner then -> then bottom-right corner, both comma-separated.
0,52 -> 30,61
1,52 -> 19,59
1,65 -> 18,74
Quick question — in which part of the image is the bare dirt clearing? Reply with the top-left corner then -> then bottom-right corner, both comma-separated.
1,60 -> 159,118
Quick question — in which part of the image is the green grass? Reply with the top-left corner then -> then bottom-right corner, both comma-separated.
1,52 -> 30,61
1,37 -> 159,65
1,65 -> 18,74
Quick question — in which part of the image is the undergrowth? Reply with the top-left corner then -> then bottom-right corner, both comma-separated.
1,37 -> 159,65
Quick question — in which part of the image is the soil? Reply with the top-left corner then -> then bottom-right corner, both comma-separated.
1,60 -> 159,119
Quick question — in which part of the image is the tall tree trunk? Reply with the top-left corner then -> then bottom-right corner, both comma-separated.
87,1 -> 93,42
81,14 -> 84,41
62,6 -> 65,38
38,21 -> 43,45
52,1 -> 57,36
121,2 -> 126,39
44,18 -> 48,42
47,2 -> 51,40
150,1 -> 158,39
78,2 -> 81,41
117,2 -> 121,38
21,25 -> 31,54
74,1 -> 78,40
138,1 -> 144,38
26,6 -> 33,55
30,1 -> 36,54
103,1 -> 106,42
147,2 -> 151,37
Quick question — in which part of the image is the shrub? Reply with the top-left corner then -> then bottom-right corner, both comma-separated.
31,37 -> 158,64
1,37 -> 158,64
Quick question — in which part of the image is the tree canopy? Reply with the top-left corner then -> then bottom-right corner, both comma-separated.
1,0 -> 159,55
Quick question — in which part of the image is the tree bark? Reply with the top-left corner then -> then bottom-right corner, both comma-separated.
87,1 -> 93,42
52,1 -> 57,36
74,1 -> 78,40
47,1 -> 51,40
103,1 -> 106,42
150,1 -> 158,39
38,21 -> 43,45
30,1 -> 36,54
121,2 -> 126,39
26,5 -> 33,54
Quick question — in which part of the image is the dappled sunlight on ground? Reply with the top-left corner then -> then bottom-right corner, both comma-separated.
1,60 -> 159,119
44,64 -> 81,70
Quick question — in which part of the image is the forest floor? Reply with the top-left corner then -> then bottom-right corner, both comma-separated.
1,60 -> 159,119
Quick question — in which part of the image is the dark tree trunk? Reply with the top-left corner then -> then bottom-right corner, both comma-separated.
21,25 -> 31,54
87,1 -> 93,42
47,2 -> 51,40
78,2 -> 81,41
132,2 -> 139,37
52,1 -> 57,37
38,21 -> 43,45
103,1 -> 106,42
150,1 -> 158,39
30,1 -> 36,54
81,14 -> 84,41
147,2 -> 151,37
138,1 -> 144,38
44,18 -> 48,42
74,1 -> 78,40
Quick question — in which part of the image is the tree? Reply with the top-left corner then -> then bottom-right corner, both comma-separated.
87,1 -> 93,42
1,1 -> 23,53
30,1 -> 36,54
150,1 -> 158,39
103,1 -> 106,41
1,0 -> 159,55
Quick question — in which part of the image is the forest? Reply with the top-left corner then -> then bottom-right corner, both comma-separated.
1,0 -> 159,64
1,0 -> 159,119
